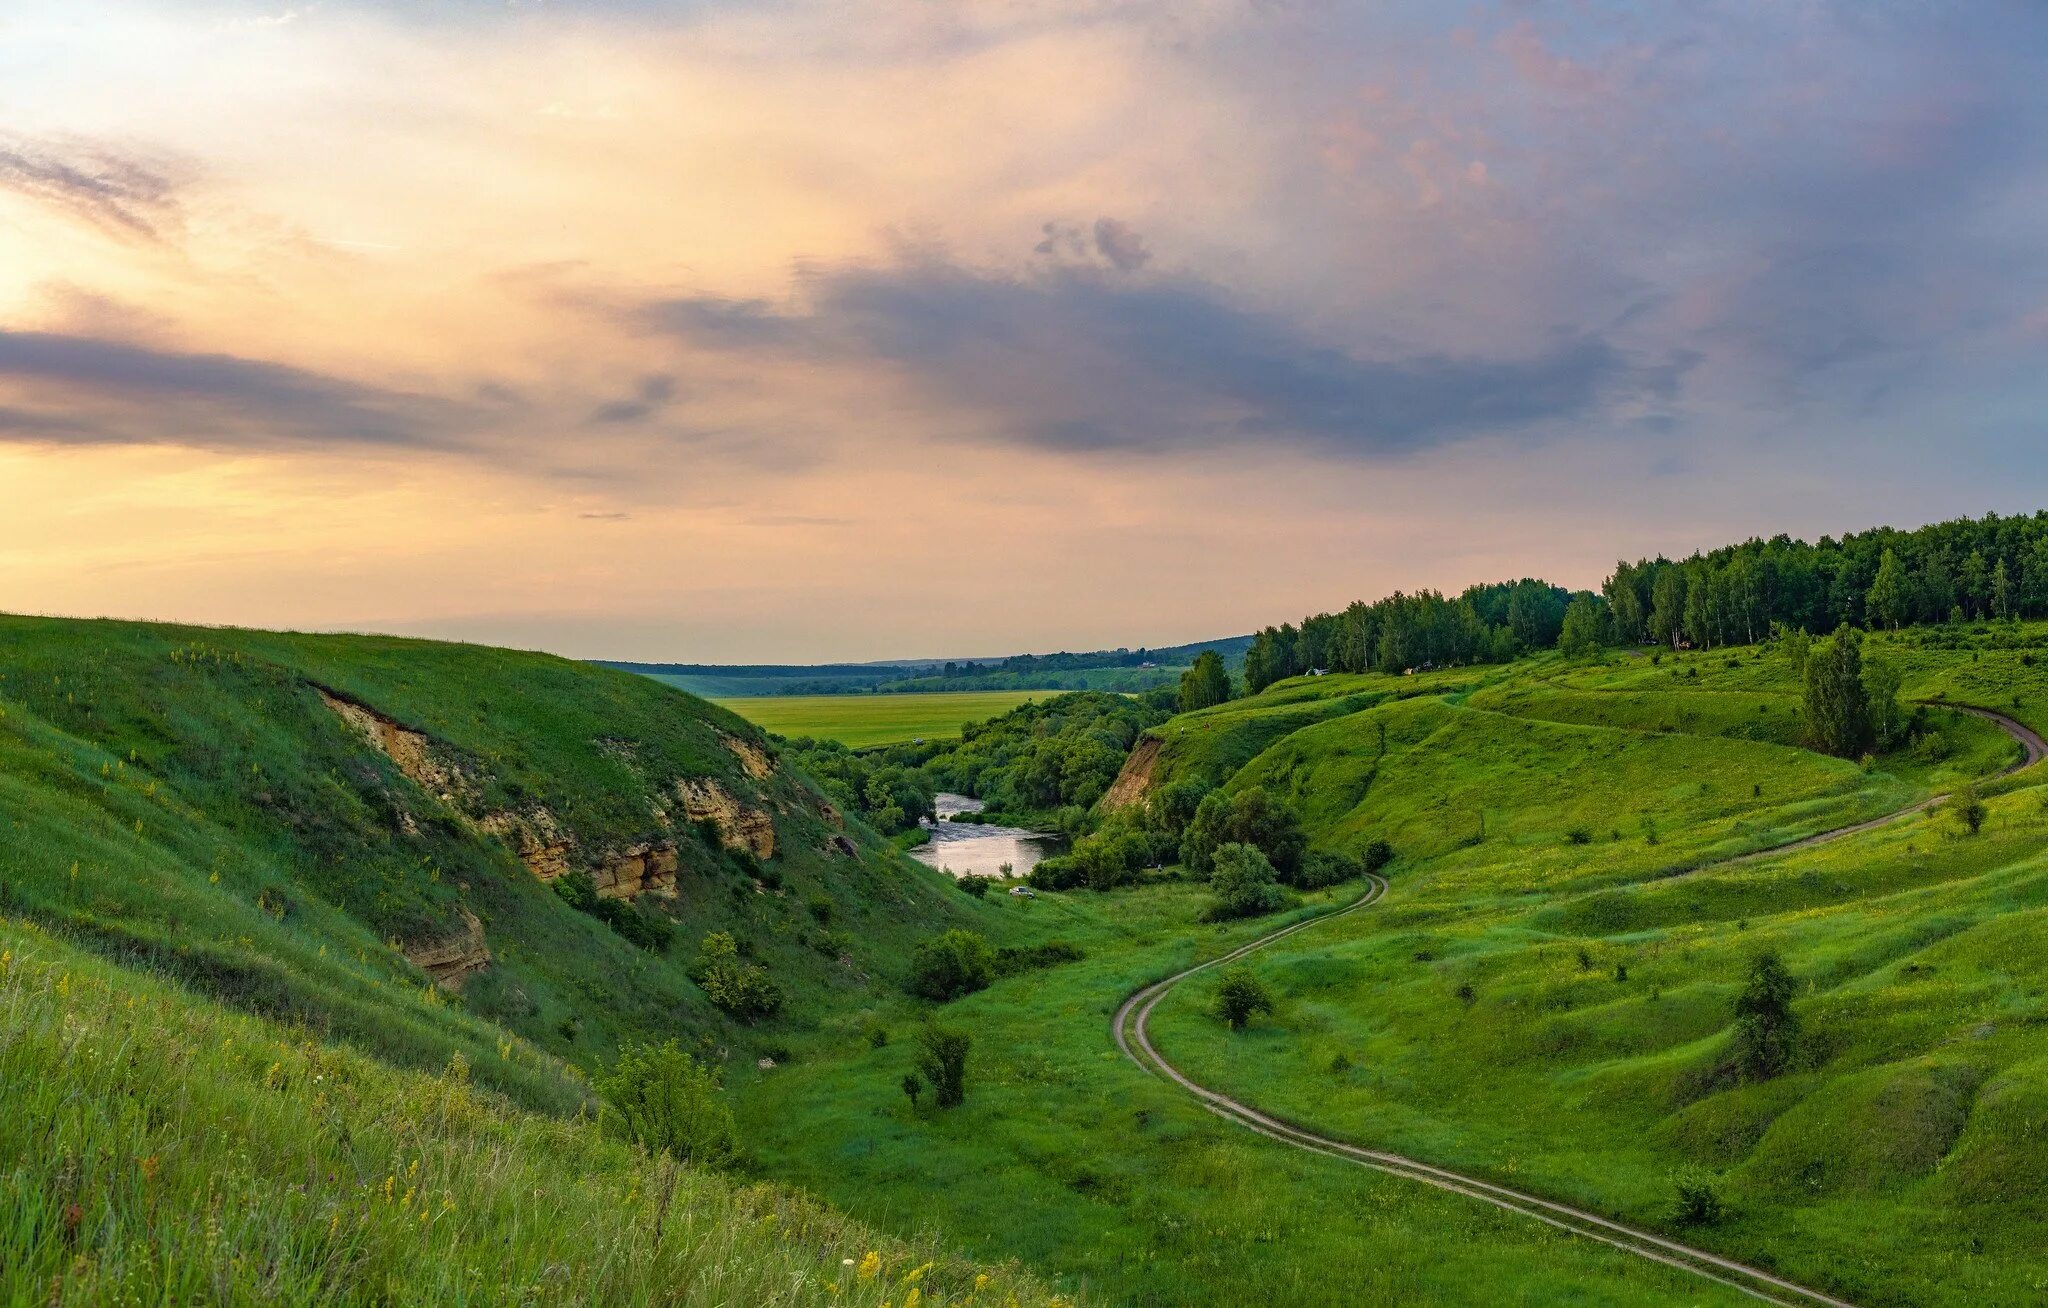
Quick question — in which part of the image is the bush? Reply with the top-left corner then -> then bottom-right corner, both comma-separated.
596,1040 -> 738,1169
1203,843 -> 1288,921
1294,849 -> 1361,889
1565,827 -> 1593,845
1669,1169 -> 1724,1226
805,893 -> 834,922
1948,783 -> 1987,836
1213,967 -> 1274,1030
1361,839 -> 1394,874
553,871 -> 674,952
915,1023 -> 972,1108
994,941 -> 1084,976
906,929 -> 996,1002
1180,787 -> 1307,878
958,875 -> 991,898
691,933 -> 783,1022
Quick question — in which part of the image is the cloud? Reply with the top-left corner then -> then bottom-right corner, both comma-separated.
1092,218 -> 1150,272
0,136 -> 187,242
587,374 -> 678,424
0,330 -> 467,451
639,256 -> 1653,456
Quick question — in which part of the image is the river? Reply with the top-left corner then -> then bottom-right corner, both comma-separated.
909,792 -> 1067,880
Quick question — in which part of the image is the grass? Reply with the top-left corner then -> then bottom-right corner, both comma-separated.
0,614 -> 999,1099
0,914 -> 1060,1306
16,609 -> 2048,1305
717,691 -> 1056,749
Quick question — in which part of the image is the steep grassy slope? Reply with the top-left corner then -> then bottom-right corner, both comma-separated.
0,913 -> 1059,1307
0,615 -> 998,1102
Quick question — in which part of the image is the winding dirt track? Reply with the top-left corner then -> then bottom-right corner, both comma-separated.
1112,704 -> 2044,1308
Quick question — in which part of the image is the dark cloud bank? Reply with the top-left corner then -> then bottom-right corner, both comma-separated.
640,257 -> 1664,456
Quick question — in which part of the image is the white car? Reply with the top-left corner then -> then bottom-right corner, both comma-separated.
1008,886 -> 1037,898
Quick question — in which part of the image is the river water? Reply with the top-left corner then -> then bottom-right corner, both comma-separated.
909,792 -> 1067,879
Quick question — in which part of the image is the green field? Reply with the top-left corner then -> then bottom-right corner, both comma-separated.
716,690 -> 1055,748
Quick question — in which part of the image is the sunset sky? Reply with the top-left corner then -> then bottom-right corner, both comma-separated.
4,1 -> 2046,661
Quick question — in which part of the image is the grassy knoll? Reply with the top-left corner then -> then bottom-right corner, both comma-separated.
0,914 -> 1058,1307
717,691 -> 1054,749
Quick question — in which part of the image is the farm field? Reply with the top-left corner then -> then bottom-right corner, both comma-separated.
715,689 -> 1054,748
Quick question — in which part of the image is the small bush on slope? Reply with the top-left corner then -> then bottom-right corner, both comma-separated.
0,917 -> 1063,1307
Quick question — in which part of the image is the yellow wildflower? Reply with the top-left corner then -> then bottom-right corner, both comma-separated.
856,1252 -> 881,1281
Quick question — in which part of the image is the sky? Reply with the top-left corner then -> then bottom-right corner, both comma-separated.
2,0 -> 2046,662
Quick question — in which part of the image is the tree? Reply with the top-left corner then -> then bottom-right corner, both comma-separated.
1213,966 -> 1275,1030
1862,655 -> 1907,751
901,1072 -> 923,1109
1866,548 -> 1910,630
906,929 -> 996,1002
1557,594 -> 1605,657
1772,622 -> 1811,676
1948,783 -> 1987,836
1993,557 -> 2015,620
1204,842 -> 1288,920
1649,566 -> 1688,648
1803,625 -> 1872,758
597,1041 -> 738,1168
1179,787 -> 1307,876
915,1023 -> 972,1108
1177,650 -> 1233,712
1731,951 -> 1800,1081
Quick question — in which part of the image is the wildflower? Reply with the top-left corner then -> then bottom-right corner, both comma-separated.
903,1291 -> 920,1308
901,1264 -> 931,1286
857,1252 -> 881,1281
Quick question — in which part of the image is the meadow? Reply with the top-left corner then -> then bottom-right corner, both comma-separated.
715,690 -> 1054,748
738,627 -> 2048,1306
13,608 -> 2048,1305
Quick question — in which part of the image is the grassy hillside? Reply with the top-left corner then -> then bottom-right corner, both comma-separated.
740,622 -> 2048,1306
0,615 -> 1001,1100
0,912 -> 1059,1306
718,690 -> 1054,748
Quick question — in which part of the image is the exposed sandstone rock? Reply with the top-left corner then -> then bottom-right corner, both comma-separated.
404,906 -> 491,990
594,841 -> 679,900
318,688 -> 471,805
478,808 -> 575,882
676,778 -> 776,860
1099,734 -> 1163,811
720,732 -> 776,781
827,834 -> 859,858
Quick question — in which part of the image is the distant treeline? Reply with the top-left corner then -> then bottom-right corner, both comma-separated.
1242,579 -> 1576,692
1601,512 -> 2048,649
599,634 -> 1253,698
1235,513 -> 2048,695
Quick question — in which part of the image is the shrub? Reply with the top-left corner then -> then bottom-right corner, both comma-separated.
1732,950 -> 1798,1080
553,871 -> 674,952
958,875 -> 991,898
1213,967 -> 1274,1030
1948,783 -> 1987,836
1203,843 -> 1289,921
596,1040 -> 737,1169
994,941 -> 1084,976
806,893 -> 834,922
691,933 -> 783,1022
915,1023 -> 972,1108
1361,840 -> 1395,874
1294,849 -> 1361,889
1565,827 -> 1593,845
907,929 -> 996,1002
1669,1169 -> 1724,1226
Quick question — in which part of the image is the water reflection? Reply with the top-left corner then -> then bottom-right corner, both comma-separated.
910,792 -> 1067,879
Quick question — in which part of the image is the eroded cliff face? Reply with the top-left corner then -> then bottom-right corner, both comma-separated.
318,685 -> 779,904
675,778 -> 777,860
1099,734 -> 1162,811
402,906 -> 492,990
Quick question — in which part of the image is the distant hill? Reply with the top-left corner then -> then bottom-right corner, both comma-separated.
598,633 -> 1255,697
